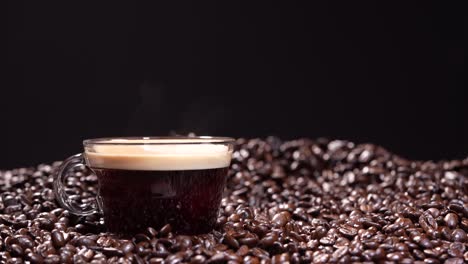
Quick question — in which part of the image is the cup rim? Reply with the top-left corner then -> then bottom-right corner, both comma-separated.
83,136 -> 236,146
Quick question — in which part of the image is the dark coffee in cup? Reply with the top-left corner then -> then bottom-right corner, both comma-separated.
83,140 -> 232,234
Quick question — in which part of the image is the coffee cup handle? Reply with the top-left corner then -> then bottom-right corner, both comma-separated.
53,153 -> 103,215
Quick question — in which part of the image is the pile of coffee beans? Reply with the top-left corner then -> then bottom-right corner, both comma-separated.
1,137 -> 467,263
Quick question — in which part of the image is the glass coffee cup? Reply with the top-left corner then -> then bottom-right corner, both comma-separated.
54,137 -> 234,235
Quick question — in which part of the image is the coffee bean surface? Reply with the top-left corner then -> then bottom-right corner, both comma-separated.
1,137 -> 467,263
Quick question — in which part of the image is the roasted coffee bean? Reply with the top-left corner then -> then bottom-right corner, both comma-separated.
319,237 -> 334,245
213,243 -> 228,251
413,249 -> 425,260
236,245 -> 249,256
228,213 -> 241,222
146,227 -> 158,238
259,234 -> 278,248
451,229 -> 467,242
4,205 -> 22,214
134,233 -> 150,243
63,244 -> 77,253
460,218 -> 468,231
36,218 -> 54,231
44,254 -> 61,264
387,252 -> 404,261
165,252 -> 185,264
101,247 -> 124,257
338,225 -> 358,238
223,234 -> 239,249
424,258 -> 440,264
76,237 -> 97,247
207,252 -> 227,263
81,248 -> 95,261
146,257 -> 163,264
120,241 -> 135,254
26,252 -> 44,263
1,137 -> 467,263
59,251 -> 73,263
272,253 -> 289,264
238,236 -> 259,247
159,224 -> 172,237
427,208 -> 440,218
51,230 -> 65,248
72,254 -> 87,264
445,213 -> 459,229
135,244 -> 151,256
448,204 -> 466,216
419,237 -> 434,249
190,254 -> 207,264
10,244 -> 24,257
271,211 -> 291,227
440,226 -> 453,240
314,253 -> 330,263
251,247 -> 270,259
445,258 -> 465,264
447,242 -> 465,258
332,246 -> 349,260
177,235 -> 192,250
420,214 -> 438,232
158,238 -> 173,247
16,235 -> 34,249
424,248 -> 441,258
96,236 -> 112,247
363,240 -> 379,249
244,255 -> 260,264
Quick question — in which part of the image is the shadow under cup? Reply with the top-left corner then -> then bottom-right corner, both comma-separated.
76,137 -> 234,235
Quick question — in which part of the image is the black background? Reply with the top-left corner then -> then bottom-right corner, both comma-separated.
3,2 -> 466,169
